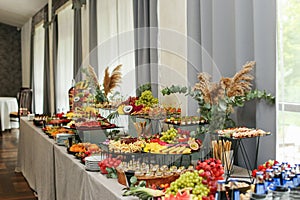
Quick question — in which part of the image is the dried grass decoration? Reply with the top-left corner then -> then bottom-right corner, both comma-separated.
103,64 -> 122,97
194,61 -> 255,105
221,61 -> 254,98
86,65 -> 101,91
160,61 -> 275,133
193,61 -> 256,129
84,64 -> 122,107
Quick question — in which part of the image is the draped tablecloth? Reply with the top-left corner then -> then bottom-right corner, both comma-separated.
0,97 -> 18,131
17,117 -> 136,200
54,145 -> 135,200
16,118 -> 56,200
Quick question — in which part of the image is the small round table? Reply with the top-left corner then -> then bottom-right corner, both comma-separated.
0,97 -> 19,131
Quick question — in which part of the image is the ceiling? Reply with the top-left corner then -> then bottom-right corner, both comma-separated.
0,0 -> 48,28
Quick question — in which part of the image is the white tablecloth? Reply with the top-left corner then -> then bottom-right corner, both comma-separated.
0,97 -> 19,131
17,117 -> 136,200
16,118 -> 56,200
54,145 -> 134,200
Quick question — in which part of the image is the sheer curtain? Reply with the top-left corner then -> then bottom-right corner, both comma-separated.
56,4 -> 74,113
33,24 -> 45,114
96,0 -> 135,131
97,0 -> 135,97
157,0 -> 187,114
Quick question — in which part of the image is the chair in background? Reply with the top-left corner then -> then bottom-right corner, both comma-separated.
9,88 -> 33,127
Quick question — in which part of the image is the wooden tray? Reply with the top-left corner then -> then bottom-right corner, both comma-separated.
116,168 -> 179,187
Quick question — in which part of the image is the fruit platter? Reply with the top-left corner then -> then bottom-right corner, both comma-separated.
33,115 -> 47,127
43,126 -> 75,138
105,127 -> 202,155
74,119 -> 116,130
107,137 -> 145,153
68,142 -> 101,153
66,113 -> 117,130
165,107 -> 181,118
33,113 -> 72,127
117,91 -> 159,117
217,127 -> 271,139
164,116 -> 207,126
67,142 -> 102,162
47,114 -> 72,125
119,158 -> 226,200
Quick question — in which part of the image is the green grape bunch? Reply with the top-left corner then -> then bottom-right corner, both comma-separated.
135,90 -> 159,108
160,128 -> 177,143
165,170 -> 210,200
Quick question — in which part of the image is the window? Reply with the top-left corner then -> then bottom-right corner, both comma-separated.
56,3 -> 74,113
277,0 -> 300,163
33,23 -> 45,114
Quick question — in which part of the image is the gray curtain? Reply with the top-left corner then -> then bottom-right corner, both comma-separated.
73,0 -> 85,80
52,0 -> 69,113
133,0 -> 158,97
43,5 -> 51,115
52,0 -> 69,12
187,0 -> 202,115
52,15 -> 58,113
187,0 -> 276,167
29,21 -> 35,113
89,0 -> 98,74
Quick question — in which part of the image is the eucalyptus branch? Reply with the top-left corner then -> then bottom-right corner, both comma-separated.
245,89 -> 275,104
137,83 -> 152,97
226,89 -> 275,108
161,85 -> 188,96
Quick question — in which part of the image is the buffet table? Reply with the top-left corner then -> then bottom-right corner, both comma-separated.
16,117 -> 136,200
16,118 -> 57,200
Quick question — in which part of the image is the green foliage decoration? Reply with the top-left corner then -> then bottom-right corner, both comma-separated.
161,85 -> 275,134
